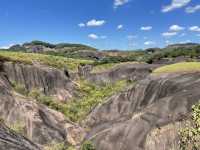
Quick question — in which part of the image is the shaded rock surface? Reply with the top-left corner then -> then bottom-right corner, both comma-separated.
85,72 -> 200,150
0,63 -> 85,147
0,122 -> 40,150
84,63 -> 160,84
3,62 -> 77,101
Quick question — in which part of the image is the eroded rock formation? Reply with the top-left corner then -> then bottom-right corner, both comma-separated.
0,62 -> 85,148
85,72 -> 200,150
3,62 -> 77,101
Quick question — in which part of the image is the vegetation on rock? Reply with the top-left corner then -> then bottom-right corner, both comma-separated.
153,62 -> 200,74
0,51 -> 93,72
179,102 -> 200,150
81,140 -> 95,150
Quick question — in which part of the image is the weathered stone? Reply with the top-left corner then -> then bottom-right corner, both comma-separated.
85,73 -> 200,150
3,62 -> 77,101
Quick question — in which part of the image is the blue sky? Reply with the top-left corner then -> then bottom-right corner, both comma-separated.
0,0 -> 200,50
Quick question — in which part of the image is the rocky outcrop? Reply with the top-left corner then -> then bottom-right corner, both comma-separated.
0,64 -> 85,147
3,62 -> 77,101
85,64 -> 160,84
85,72 -> 200,150
0,122 -> 40,150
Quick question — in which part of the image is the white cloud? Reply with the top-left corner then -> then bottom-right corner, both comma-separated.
117,24 -> 123,30
189,26 -> 200,32
100,36 -> 107,39
165,40 -> 171,44
88,34 -> 99,40
0,44 -> 14,49
144,41 -> 155,45
88,34 -> 107,40
162,32 -> 178,38
169,25 -> 185,32
127,35 -> 138,39
162,0 -> 191,12
78,23 -> 85,27
186,5 -> 200,13
114,0 -> 129,8
140,26 -> 152,31
179,40 -> 191,44
179,33 -> 186,37
86,19 -> 106,27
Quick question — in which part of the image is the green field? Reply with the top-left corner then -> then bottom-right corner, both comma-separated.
153,62 -> 200,74
0,51 -> 93,72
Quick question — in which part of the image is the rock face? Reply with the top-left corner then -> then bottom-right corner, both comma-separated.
3,62 -> 77,101
85,72 -> 200,150
0,122 -> 40,150
85,64 -> 160,84
0,62 -> 85,147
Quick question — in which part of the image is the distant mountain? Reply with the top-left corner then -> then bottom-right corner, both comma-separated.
166,43 -> 200,49
9,40 -> 97,53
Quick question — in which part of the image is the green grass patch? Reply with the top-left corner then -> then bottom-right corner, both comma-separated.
27,80 -> 128,122
179,102 -> 200,150
153,62 -> 200,74
0,51 -> 93,72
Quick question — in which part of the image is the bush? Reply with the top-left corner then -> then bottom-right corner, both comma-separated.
9,121 -> 26,136
44,142 -> 67,150
81,141 -> 95,150
12,82 -> 28,96
179,102 -> 200,150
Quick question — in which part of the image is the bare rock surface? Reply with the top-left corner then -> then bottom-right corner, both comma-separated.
84,63 -> 160,84
0,122 -> 40,150
3,62 -> 77,101
85,72 -> 200,150
0,65 -> 85,147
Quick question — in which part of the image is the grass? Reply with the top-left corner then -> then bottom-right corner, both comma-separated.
153,62 -> 200,74
179,102 -> 200,150
0,51 -> 93,72
92,62 -> 139,73
26,80 -> 128,122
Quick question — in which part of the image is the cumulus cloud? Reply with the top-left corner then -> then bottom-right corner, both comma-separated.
78,23 -> 85,27
162,32 -> 178,38
88,34 -> 99,40
114,0 -> 129,8
144,41 -> 155,45
117,24 -> 123,30
100,36 -> 107,39
162,0 -> 191,12
179,40 -> 191,44
127,35 -> 138,39
189,26 -> 200,32
186,5 -> 200,13
87,19 -> 106,27
0,44 -> 14,49
88,34 -> 107,40
169,25 -> 185,32
140,26 -> 152,31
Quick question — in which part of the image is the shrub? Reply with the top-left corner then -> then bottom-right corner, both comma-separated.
44,142 -> 67,150
179,102 -> 200,150
12,82 -> 28,96
81,141 -> 95,150
9,121 -> 26,136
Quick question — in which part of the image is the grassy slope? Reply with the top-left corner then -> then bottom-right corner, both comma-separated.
153,62 -> 200,74
17,79 -> 129,123
0,51 -> 93,72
